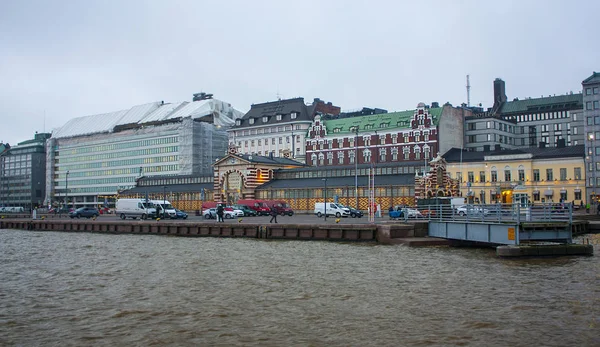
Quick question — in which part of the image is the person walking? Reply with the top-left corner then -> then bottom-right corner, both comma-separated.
216,204 -> 224,222
269,205 -> 278,223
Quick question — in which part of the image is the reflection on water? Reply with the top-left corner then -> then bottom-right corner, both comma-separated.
0,229 -> 598,346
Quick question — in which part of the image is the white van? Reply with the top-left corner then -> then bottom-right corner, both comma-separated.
116,199 -> 156,220
151,200 -> 177,219
314,202 -> 350,218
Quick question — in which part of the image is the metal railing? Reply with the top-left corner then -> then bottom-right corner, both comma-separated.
390,203 -> 573,223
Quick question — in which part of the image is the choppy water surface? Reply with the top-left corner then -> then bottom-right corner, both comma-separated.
0,230 -> 598,346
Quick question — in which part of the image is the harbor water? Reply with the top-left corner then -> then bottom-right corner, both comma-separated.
0,229 -> 598,346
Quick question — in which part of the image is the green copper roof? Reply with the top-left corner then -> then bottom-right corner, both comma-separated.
498,93 -> 582,114
324,107 -> 443,135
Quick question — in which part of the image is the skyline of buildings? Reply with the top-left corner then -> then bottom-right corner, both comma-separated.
0,72 -> 598,210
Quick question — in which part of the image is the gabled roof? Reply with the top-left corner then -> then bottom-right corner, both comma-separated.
498,94 -> 582,114
232,97 -> 313,129
324,107 -> 443,135
582,72 -> 600,85
442,145 -> 585,163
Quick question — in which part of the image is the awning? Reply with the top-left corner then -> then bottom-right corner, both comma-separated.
532,190 -> 540,194
467,191 -> 475,196
513,185 -> 527,192
560,189 -> 567,193
544,189 -> 554,196
574,189 -> 581,193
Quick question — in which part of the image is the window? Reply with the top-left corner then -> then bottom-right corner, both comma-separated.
467,123 -> 475,131
518,169 -> 525,181
456,172 -> 463,183
392,148 -> 398,161
594,87 -> 599,95
575,190 -> 582,200
595,101 -> 600,110
272,138 -> 275,145
479,171 -> 486,182
486,121 -> 491,129
379,148 -> 386,162
467,171 -> 474,183
379,135 -> 385,145
262,116 -> 268,123
587,102 -> 592,110
558,168 -> 567,181
575,167 -> 582,180
327,152 -> 333,165
491,170 -> 497,182
337,151 -> 344,164
403,147 -> 410,160
533,191 -> 540,201
414,147 -> 421,160
504,169 -> 511,182
291,112 -> 297,119
249,118 -> 255,124
533,169 -> 540,181
363,149 -> 371,162
349,151 -> 355,164
276,114 -> 282,121
586,88 -> 592,95
546,168 -> 553,181
257,139 -> 261,146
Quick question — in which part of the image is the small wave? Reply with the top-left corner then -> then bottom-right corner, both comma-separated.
112,309 -> 150,318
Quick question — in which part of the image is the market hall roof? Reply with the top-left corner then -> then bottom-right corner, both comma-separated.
51,98 -> 245,139
256,174 -> 416,189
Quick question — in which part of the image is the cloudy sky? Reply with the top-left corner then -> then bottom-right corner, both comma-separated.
1,0 -> 598,145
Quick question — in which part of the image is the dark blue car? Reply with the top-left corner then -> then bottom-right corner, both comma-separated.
172,209 -> 188,219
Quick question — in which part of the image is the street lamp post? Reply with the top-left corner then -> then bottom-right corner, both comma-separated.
322,178 -> 328,221
163,186 -> 167,219
65,170 -> 70,210
291,131 -> 295,159
590,134 -> 596,212
354,127 -> 359,210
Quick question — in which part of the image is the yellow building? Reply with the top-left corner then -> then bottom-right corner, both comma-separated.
443,145 -> 585,206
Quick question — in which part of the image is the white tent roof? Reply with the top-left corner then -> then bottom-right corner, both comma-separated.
52,98 -> 245,139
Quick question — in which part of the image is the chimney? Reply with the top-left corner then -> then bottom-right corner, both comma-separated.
431,102 -> 439,108
493,78 -> 507,107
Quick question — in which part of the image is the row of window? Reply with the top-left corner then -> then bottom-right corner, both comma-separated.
2,168 -> 33,177
57,136 -> 179,156
585,87 -> 599,95
256,187 -> 415,199
57,146 -> 179,163
455,167 -> 582,183
139,176 -> 213,187
58,155 -> 179,171
275,165 -> 419,180
586,101 -> 600,110
234,124 -> 303,136
505,111 -> 571,123
55,176 -> 136,187
1,154 -> 33,163
239,136 -> 301,148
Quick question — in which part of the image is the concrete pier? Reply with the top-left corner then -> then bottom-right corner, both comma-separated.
496,243 -> 594,257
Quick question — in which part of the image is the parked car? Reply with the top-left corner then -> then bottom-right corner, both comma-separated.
49,207 -> 73,214
338,204 -> 363,218
403,208 -> 423,218
226,206 -> 244,217
455,205 -> 489,216
69,207 -> 100,219
202,208 -> 236,219
232,205 -> 257,216
172,209 -> 188,219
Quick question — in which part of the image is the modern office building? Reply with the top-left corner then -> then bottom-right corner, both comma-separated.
465,78 -> 584,151
46,93 -> 243,209
582,71 -> 600,203
228,97 -> 341,163
0,132 -> 51,209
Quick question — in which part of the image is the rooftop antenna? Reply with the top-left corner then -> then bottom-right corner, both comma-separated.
466,75 -> 471,107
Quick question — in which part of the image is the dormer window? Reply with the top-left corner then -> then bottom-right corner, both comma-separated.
276,114 -> 282,121
249,118 -> 255,124
291,112 -> 297,119
235,119 -> 241,126
262,116 -> 268,123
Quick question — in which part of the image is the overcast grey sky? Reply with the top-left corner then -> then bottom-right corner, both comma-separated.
1,0 -> 598,145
